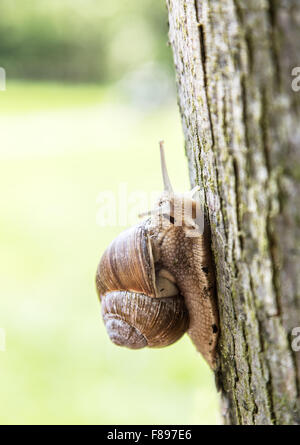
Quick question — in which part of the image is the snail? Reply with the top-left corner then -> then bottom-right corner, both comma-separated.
96,142 -> 219,369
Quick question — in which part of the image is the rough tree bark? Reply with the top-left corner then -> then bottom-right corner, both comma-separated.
166,0 -> 300,425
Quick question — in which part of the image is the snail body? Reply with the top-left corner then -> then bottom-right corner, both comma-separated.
96,143 -> 219,369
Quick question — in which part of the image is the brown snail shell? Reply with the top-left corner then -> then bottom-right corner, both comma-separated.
96,222 -> 189,349
96,224 -> 157,299
102,290 -> 189,349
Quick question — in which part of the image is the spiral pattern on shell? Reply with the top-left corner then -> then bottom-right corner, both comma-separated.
102,290 -> 189,349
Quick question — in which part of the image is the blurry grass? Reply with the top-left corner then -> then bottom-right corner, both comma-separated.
0,81 -> 219,424
0,80 -> 108,113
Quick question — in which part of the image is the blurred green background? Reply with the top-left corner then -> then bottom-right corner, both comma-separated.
0,0 -> 219,424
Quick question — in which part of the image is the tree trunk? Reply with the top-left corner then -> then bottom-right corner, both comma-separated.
166,0 -> 300,425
